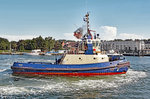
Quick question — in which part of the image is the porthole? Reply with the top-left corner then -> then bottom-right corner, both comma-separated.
93,57 -> 96,60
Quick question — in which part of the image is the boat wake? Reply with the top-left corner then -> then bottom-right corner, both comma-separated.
72,69 -> 147,89
0,69 -> 147,98
0,69 -> 7,73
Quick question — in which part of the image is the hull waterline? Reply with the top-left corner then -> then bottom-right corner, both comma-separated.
12,72 -> 127,77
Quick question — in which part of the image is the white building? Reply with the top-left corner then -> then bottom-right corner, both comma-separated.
142,41 -> 150,55
101,40 -> 145,54
145,42 -> 150,49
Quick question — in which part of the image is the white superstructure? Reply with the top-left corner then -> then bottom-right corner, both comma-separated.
62,54 -> 109,64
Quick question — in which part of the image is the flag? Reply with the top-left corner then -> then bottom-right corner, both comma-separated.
74,27 -> 83,39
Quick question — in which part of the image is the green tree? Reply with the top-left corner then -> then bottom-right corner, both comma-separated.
44,37 -> 55,51
54,40 -> 62,51
24,40 -> 36,50
17,40 -> 25,51
125,39 -> 133,41
33,36 -> 45,51
11,41 -> 17,51
0,37 -> 10,50
114,39 -> 123,41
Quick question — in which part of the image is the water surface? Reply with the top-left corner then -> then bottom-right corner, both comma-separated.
0,55 -> 149,99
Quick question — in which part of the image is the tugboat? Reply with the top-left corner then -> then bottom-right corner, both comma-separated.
11,13 -> 130,76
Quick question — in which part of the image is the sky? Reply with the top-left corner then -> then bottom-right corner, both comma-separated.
0,0 -> 150,41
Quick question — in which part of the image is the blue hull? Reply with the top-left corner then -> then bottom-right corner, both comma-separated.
11,59 -> 130,76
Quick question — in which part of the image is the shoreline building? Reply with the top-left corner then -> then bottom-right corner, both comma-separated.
142,41 -> 150,55
62,39 -> 150,56
101,40 -> 145,55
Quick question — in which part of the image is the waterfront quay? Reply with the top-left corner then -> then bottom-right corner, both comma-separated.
0,52 -> 23,55
101,39 -> 150,56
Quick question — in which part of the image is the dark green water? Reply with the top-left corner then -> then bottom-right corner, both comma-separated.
0,55 -> 149,99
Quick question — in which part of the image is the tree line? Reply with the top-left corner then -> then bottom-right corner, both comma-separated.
0,36 -> 63,52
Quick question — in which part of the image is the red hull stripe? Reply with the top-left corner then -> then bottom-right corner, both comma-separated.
13,72 -> 127,76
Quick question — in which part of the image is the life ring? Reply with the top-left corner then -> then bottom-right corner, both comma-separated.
84,46 -> 88,50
